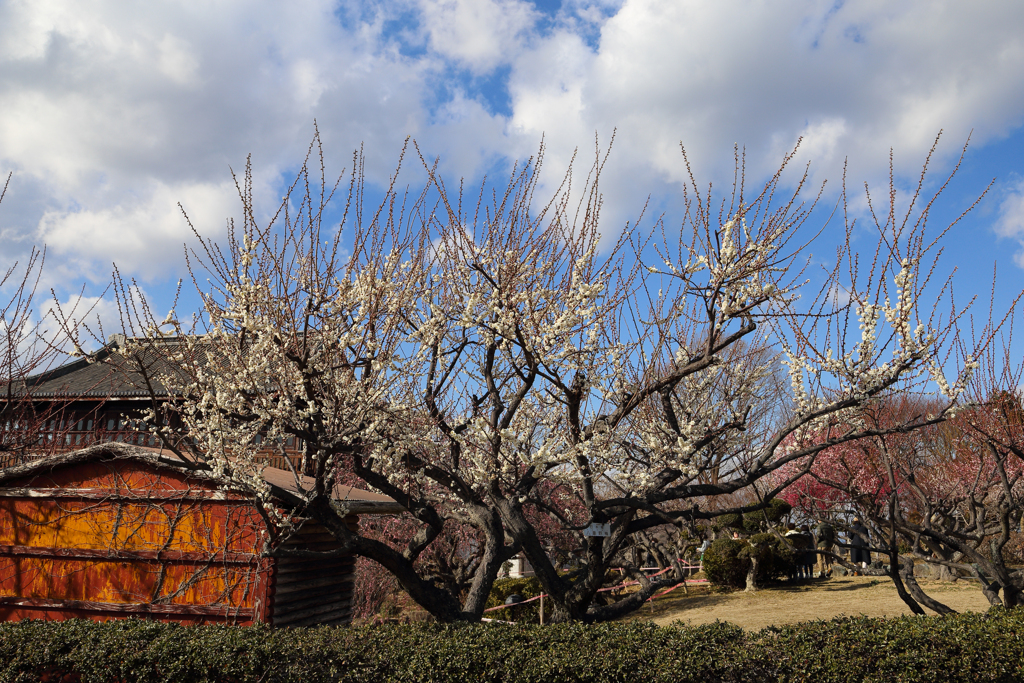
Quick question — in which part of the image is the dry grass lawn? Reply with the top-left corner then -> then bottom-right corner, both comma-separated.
622,575 -> 994,631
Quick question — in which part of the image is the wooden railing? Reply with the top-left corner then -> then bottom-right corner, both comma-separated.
0,430 -> 304,473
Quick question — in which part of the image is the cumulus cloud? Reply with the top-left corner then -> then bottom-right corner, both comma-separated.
417,0 -> 540,73
507,2 -> 1024,192
40,291 -> 128,353
996,178 -> 1024,266
495,0 -> 1024,247
0,0 -> 443,283
4,0 -> 1024,305
36,180 -> 240,282
0,289 -> 130,372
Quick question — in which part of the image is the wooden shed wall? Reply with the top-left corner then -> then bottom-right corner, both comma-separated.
0,459 -> 271,625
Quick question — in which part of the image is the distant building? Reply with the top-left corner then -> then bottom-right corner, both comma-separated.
0,337 -> 407,626
1,335 -> 304,470
502,552 -> 535,578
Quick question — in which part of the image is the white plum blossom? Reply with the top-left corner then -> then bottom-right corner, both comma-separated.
107,139 -> 990,624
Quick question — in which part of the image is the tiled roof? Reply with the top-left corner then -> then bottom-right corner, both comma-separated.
262,466 -> 407,513
6,337 -> 192,399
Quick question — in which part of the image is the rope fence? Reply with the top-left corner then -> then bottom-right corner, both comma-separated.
483,563 -> 707,622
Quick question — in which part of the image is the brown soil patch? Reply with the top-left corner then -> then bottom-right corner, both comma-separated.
623,576 -> 993,631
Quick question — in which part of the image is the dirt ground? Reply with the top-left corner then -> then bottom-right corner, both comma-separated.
624,575 -> 994,631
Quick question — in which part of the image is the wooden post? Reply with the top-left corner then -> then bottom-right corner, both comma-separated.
539,593 -> 544,625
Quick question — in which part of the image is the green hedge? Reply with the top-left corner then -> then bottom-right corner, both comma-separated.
0,618 -> 749,683
757,611 -> 1024,682
1,610 -> 1023,682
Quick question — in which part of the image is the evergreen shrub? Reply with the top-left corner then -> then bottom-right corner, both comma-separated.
705,535 -> 797,588
741,499 -> 792,534
703,538 -> 749,588
2,611 -> 1024,682
745,532 -> 797,582
713,499 -> 792,535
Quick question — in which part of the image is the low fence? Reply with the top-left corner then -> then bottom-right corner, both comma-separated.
483,564 -> 706,624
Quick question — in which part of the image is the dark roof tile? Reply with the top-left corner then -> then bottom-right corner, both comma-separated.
6,337 -> 193,399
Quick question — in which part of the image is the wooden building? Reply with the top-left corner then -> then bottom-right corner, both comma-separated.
3,335 -> 184,461
1,335 -> 305,470
0,443 -> 404,626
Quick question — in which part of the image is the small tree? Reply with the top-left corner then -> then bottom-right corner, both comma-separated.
111,133 -> 992,622
1,174 -> 101,465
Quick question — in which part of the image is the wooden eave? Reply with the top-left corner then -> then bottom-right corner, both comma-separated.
0,442 -> 406,515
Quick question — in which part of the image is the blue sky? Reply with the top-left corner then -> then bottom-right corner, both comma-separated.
1,0 -> 1024,345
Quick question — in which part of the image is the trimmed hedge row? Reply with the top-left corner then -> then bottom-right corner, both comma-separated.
0,610 -> 1022,683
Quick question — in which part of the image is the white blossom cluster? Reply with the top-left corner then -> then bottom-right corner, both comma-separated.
781,259 -> 977,417
399,237 -> 626,491
118,162 -> 979,539
612,348 -> 776,490
649,213 -> 797,326
126,236 -> 426,520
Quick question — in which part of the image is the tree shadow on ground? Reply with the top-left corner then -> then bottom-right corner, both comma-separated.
763,581 -> 880,595
646,593 -> 738,620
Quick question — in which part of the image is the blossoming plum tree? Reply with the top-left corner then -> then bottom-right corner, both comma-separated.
112,134 -> 991,622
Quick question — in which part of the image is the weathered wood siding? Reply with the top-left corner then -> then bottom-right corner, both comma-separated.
270,518 -> 358,627
0,458 -> 272,624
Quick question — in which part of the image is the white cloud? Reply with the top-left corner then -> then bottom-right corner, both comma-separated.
997,178 -> 1024,267
2,289 -> 131,372
417,0 -> 539,73
36,180 -> 240,282
157,33 -> 200,86
40,292 -> 127,353
418,92 -> 510,178
0,0 -> 437,186
4,0 -> 1024,302
0,0 -> 443,286
508,0 -> 1024,201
